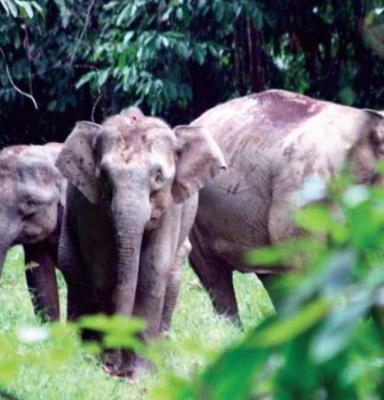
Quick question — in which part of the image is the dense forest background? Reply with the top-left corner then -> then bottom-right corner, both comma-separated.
0,0 -> 384,145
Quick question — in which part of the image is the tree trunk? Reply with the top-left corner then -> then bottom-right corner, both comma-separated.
246,17 -> 264,93
234,19 -> 245,95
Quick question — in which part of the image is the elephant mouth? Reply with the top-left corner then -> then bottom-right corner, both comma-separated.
146,216 -> 162,230
145,206 -> 165,230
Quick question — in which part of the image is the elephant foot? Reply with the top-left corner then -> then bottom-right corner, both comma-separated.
103,362 -> 135,378
102,350 -> 152,380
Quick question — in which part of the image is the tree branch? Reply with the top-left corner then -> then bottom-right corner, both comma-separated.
70,0 -> 96,63
91,91 -> 102,122
0,46 -> 38,109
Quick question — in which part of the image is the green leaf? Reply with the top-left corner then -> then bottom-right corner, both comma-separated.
311,293 -> 372,362
244,245 -> 285,265
79,314 -> 145,335
213,0 -> 224,22
75,71 -> 96,89
176,7 -> 183,21
295,204 -> 332,233
0,0 -> 10,15
31,1 -> 44,17
6,0 -> 18,17
246,299 -> 331,348
15,0 -> 34,19
123,31 -> 134,45
117,52 -> 127,70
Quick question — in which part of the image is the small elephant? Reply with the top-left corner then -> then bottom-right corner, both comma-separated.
56,108 -> 225,376
0,143 -> 65,321
189,89 -> 384,325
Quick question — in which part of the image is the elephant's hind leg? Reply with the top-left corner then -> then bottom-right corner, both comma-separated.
189,229 -> 241,326
24,242 -> 60,322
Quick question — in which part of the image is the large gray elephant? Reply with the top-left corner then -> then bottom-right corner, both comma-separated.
55,108 -> 225,377
0,143 -> 65,321
189,89 -> 384,324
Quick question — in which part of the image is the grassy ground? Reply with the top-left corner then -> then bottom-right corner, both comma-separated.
0,246 -> 273,400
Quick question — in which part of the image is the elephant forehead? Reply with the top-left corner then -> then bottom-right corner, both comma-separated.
0,153 -> 18,180
0,166 -> 17,204
0,145 -> 28,157
103,128 -> 174,163
17,161 -> 59,184
100,114 -> 175,164
0,145 -> 28,175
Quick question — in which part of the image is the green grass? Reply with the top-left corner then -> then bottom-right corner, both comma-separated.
0,246 -> 273,400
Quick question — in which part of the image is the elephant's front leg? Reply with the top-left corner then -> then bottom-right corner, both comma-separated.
58,214 -> 92,321
160,238 -> 191,332
134,210 -> 181,340
115,249 -> 172,378
24,242 -> 60,322
116,220 -> 179,378
134,246 -> 173,340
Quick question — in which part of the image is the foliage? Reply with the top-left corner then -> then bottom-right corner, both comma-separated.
1,1 -> 384,145
0,0 -> 43,19
0,247 -> 270,399
153,173 -> 384,399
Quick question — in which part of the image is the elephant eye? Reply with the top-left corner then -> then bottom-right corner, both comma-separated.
154,168 -> 165,185
18,198 -> 41,217
369,131 -> 380,146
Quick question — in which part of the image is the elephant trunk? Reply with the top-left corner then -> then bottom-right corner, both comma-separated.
0,219 -> 18,278
111,192 -> 150,317
0,237 -> 15,278
0,236 -> 12,277
0,248 -> 7,278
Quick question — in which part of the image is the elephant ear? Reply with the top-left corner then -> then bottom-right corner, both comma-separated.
363,109 -> 384,119
363,109 -> 384,156
56,121 -> 101,204
172,125 -> 227,203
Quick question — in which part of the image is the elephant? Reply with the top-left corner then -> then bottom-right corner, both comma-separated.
0,143 -> 65,321
189,89 -> 384,325
55,107 -> 226,377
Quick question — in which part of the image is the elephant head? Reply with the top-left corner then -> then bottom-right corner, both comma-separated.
0,144 -> 64,276
56,108 -> 226,316
347,109 -> 384,184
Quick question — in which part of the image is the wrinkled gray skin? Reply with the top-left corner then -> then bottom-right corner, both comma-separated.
0,143 -> 65,321
190,90 -> 384,325
56,108 -> 225,377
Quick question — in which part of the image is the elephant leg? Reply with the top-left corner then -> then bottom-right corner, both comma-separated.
58,217 -> 91,321
268,198 -> 300,244
115,264 -> 169,378
159,264 -> 182,333
24,242 -> 60,322
160,239 -> 191,332
189,231 -> 241,325
134,273 -> 168,341
267,194 -> 305,309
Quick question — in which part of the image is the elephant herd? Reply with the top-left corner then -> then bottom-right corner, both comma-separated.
0,89 -> 383,377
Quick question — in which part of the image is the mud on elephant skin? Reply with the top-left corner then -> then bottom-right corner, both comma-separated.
189,89 -> 384,324
56,107 -> 226,377
0,143 -> 65,321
